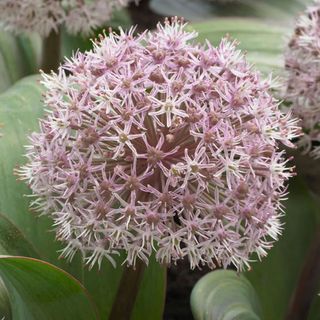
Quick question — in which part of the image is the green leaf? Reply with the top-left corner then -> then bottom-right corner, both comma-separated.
213,0 -> 311,22
0,275 -> 12,320
0,76 -> 166,319
190,270 -> 262,320
192,18 -> 289,75
0,32 -> 41,93
131,257 -> 166,320
0,75 -> 62,265
84,255 -> 166,320
0,256 -> 99,320
151,0 -> 215,21
152,0 -> 312,25
245,177 -> 320,320
0,213 -> 40,258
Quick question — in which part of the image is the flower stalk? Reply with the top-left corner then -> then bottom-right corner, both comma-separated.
286,225 -> 320,320
41,30 -> 61,73
109,259 -> 146,320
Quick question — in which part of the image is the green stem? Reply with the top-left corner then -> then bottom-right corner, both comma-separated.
109,259 -> 146,320
41,30 -> 61,73
285,225 -> 320,320
128,0 -> 165,32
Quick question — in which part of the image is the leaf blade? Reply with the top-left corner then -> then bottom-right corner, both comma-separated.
190,270 -> 261,320
0,256 -> 99,320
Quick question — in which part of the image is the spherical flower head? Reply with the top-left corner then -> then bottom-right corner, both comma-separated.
19,18 -> 300,270
0,0 -> 136,37
285,0 -> 320,158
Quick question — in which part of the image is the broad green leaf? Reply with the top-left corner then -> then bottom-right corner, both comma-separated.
0,276 -> 12,320
192,18 -> 289,75
0,75 -> 64,266
81,258 -> 125,319
0,76 -> 166,319
0,256 -> 99,320
245,177 -> 320,320
213,0 -> 312,23
190,270 -> 261,320
84,255 -> 166,320
151,0 -> 215,21
151,0 -> 312,24
0,32 -> 41,93
131,257 -> 166,320
0,213 -> 40,258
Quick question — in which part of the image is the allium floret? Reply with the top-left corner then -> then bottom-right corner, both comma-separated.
19,18 -> 300,270
0,0 -> 136,37
285,0 -> 320,158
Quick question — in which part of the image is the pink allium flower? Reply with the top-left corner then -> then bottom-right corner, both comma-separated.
19,18 -> 300,270
285,1 -> 320,158
0,0 -> 136,37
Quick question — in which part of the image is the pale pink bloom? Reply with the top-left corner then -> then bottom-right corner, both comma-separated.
19,18 -> 300,270
285,0 -> 320,158
0,0 -> 137,37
